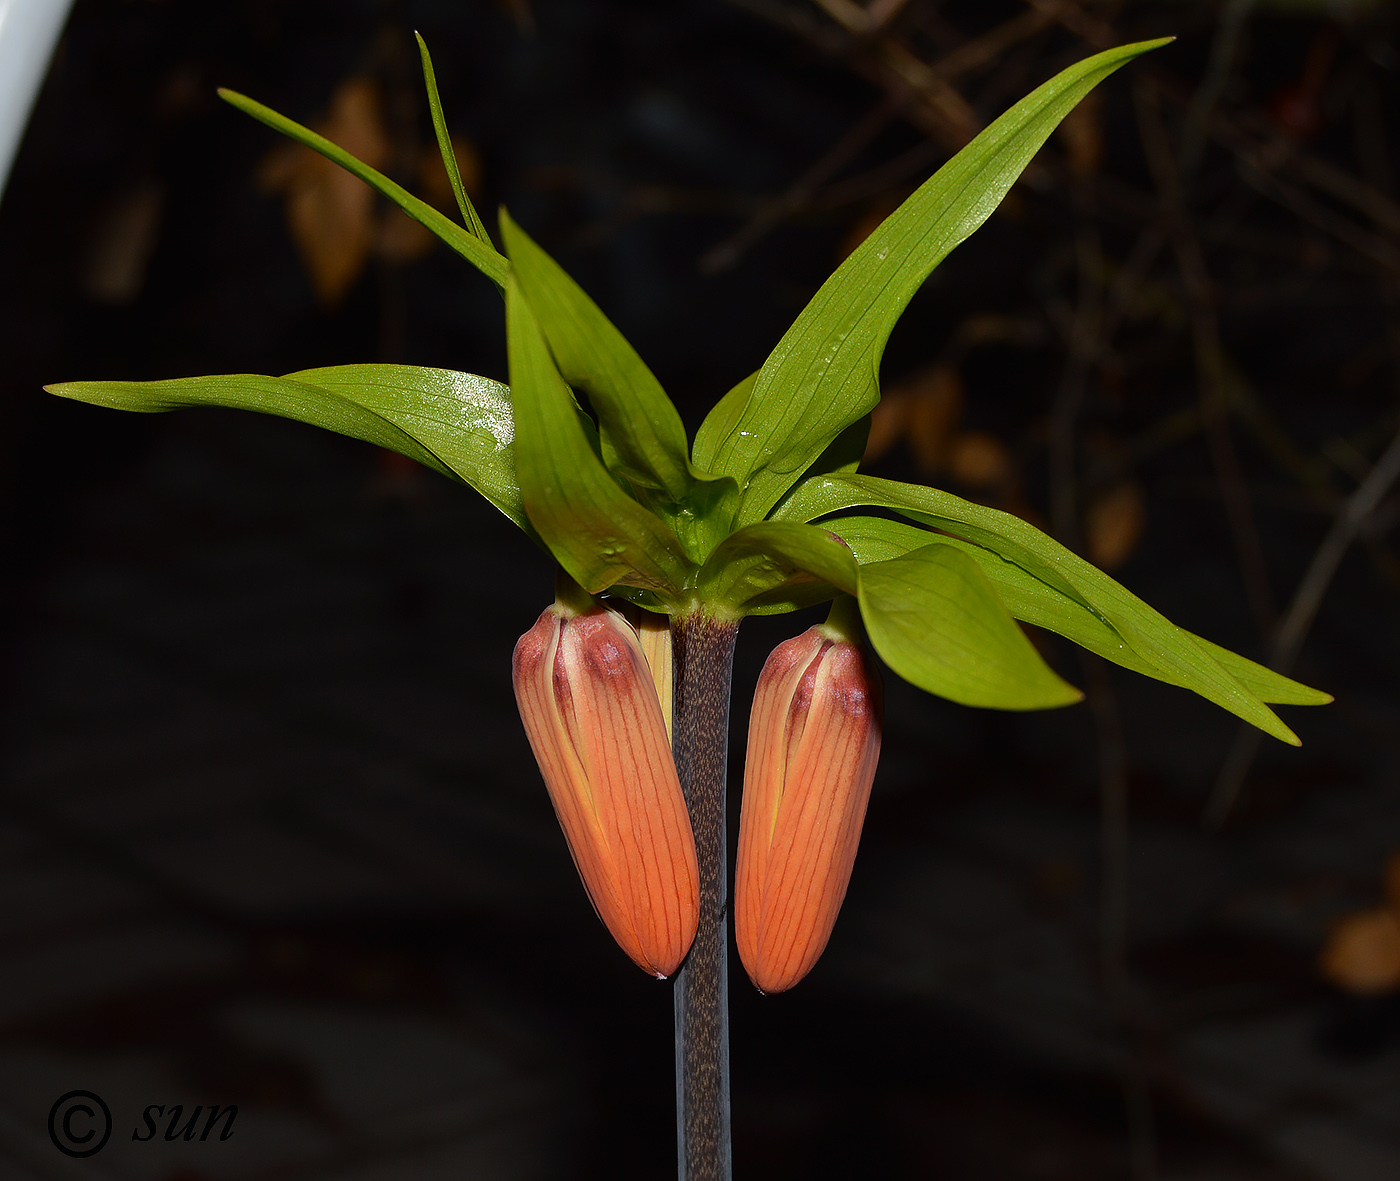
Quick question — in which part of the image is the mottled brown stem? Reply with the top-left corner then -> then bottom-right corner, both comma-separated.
671,607 -> 739,1181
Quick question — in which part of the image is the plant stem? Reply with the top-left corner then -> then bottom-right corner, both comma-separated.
670,607 -> 739,1181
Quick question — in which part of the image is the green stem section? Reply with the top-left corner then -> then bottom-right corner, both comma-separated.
671,607 -> 740,1181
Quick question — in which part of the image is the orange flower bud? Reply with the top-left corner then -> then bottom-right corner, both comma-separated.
513,600 -> 699,978
735,622 -> 882,993
619,602 -> 674,741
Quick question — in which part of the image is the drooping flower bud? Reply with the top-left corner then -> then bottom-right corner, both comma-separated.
619,602 -> 674,741
735,602 -> 882,993
513,593 -> 698,978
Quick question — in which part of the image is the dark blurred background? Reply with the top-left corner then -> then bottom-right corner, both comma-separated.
2,1 -> 1400,1178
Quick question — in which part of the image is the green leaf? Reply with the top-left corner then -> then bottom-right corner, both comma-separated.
704,39 -> 1171,524
217,88 -> 509,289
696,520 -> 857,613
859,544 -> 1083,710
499,210 -> 696,506
834,514 -> 1159,676
692,370 -> 756,473
687,370 -> 756,555
833,515 -> 1330,706
1193,639 -> 1332,707
505,272 -> 691,598
674,471 -> 742,569
799,413 -> 871,482
414,33 -> 491,245
776,472 -> 1306,744
47,365 -> 528,529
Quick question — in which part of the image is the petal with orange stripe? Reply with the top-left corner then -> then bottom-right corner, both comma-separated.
735,612 -> 882,993
513,598 -> 699,977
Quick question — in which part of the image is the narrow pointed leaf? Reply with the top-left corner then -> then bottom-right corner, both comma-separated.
506,273 -> 691,597
1193,639 -> 1332,706
831,515 -> 1155,672
697,521 -> 857,613
218,88 -> 509,288
706,39 -> 1170,523
832,515 -> 1330,707
687,370 -> 755,553
500,211 -> 697,506
692,370 -> 756,473
776,472 -> 1304,743
415,33 -> 491,244
858,544 -> 1082,710
47,365 -> 527,528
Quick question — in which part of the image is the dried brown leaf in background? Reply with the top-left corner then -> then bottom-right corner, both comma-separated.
1319,908 -> 1400,996
379,136 -> 483,262
494,0 -> 536,35
260,77 -> 390,305
1057,88 -> 1103,177
377,205 -> 437,262
1085,481 -> 1147,571
865,366 -> 963,470
82,177 -> 166,306
907,366 -> 964,473
864,389 -> 909,465
952,312 -> 1046,354
948,430 -> 1012,489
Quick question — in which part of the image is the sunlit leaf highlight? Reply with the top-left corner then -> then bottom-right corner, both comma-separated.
47,365 -> 527,528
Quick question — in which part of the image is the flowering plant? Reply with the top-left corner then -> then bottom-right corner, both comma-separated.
47,33 -> 1327,1181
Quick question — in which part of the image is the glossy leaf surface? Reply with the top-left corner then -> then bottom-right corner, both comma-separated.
776,473 -> 1307,742
505,274 -> 691,598
47,365 -> 527,528
696,521 -> 858,614
705,38 -> 1171,525
832,515 -> 1328,706
500,211 -> 697,507
858,544 -> 1083,710
692,370 -> 756,473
